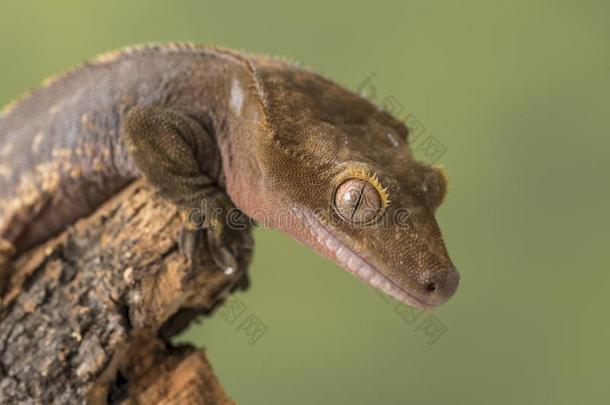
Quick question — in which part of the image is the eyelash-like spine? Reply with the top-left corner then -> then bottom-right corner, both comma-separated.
344,168 -> 391,209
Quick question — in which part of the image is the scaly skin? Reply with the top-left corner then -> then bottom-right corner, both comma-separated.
0,43 -> 459,308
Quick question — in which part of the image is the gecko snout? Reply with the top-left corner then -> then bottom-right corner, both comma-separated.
419,266 -> 460,306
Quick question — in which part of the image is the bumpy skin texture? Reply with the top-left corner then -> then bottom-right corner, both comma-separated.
0,43 -> 459,308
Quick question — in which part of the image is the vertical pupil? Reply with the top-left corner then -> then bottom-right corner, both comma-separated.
335,178 -> 382,223
344,186 -> 363,218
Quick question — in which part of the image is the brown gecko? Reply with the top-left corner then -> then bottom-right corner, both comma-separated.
0,43 -> 459,309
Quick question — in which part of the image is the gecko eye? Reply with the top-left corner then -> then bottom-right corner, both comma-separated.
334,179 -> 382,223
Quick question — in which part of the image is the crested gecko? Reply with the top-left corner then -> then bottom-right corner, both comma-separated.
0,43 -> 459,309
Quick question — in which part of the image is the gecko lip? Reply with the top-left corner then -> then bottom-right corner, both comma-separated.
291,207 -> 434,310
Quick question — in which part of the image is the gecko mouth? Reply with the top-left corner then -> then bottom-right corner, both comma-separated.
292,207 -> 434,310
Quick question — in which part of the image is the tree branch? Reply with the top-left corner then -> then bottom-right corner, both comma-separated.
0,180 -> 249,404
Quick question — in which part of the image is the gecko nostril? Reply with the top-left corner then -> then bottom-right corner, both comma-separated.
420,268 -> 459,305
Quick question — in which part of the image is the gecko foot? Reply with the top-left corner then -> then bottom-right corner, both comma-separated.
178,224 -> 237,274
178,217 -> 253,277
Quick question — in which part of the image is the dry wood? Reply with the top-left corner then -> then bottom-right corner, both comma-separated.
0,180 -> 250,404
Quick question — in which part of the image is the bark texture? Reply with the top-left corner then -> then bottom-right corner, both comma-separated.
0,180 -> 250,404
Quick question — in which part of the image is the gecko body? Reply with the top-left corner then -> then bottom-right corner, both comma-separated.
0,43 -> 459,309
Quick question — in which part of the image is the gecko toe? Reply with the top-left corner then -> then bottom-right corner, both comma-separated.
178,225 -> 202,261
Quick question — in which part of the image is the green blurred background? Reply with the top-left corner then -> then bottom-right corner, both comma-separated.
1,1 -> 608,404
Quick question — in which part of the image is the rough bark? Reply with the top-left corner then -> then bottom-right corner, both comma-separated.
0,180 -> 250,404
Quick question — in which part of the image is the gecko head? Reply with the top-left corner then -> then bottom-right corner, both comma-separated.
244,63 -> 459,309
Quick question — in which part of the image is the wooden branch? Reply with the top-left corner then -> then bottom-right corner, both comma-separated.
0,180 -> 250,404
